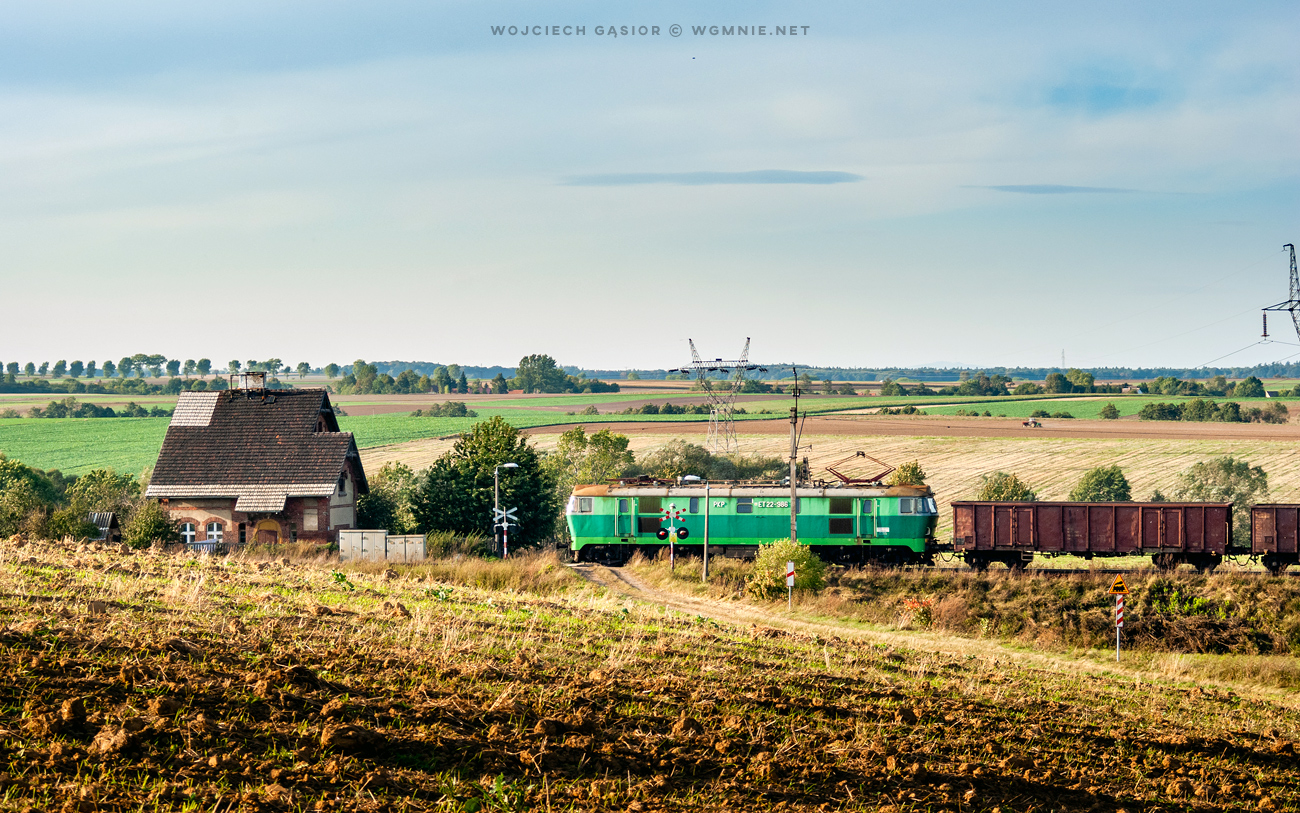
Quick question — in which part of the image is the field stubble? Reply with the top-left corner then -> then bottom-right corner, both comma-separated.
1,538 -> 1297,811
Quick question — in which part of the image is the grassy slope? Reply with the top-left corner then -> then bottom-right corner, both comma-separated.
1,540 -> 1297,812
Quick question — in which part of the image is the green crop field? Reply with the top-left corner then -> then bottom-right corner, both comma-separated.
921,395 -> 1300,420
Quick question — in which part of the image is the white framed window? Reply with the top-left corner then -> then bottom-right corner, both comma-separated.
206,522 -> 223,543
180,523 -> 196,544
578,497 -> 593,513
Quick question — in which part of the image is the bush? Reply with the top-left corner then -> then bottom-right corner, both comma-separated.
1232,376 -> 1265,398
45,508 -> 99,540
747,539 -> 827,599
1138,402 -> 1183,421
1173,457 -> 1268,547
1099,403 -> 1120,420
1050,411 -> 1074,419
1069,465 -> 1131,501
976,471 -> 1036,501
887,461 -> 926,486
122,500 -> 180,549
412,401 -> 478,418
1030,409 -> 1050,418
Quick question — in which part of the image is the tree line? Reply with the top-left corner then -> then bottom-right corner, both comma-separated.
334,355 -> 621,396
976,458 -> 1268,545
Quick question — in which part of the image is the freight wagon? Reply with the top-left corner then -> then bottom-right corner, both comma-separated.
567,482 -> 938,565
951,501 -> 1233,573
1250,505 -> 1300,575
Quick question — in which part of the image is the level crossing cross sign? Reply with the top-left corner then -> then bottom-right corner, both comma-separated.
492,507 -> 518,525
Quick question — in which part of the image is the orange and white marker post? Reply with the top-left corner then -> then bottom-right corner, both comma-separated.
786,561 -> 796,610
1109,575 -> 1129,661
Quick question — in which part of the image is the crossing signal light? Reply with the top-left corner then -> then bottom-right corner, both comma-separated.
676,527 -> 689,540
656,528 -> 669,541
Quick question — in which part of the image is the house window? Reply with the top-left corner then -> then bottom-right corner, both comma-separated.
303,510 -> 318,531
290,523 -> 298,544
337,474 -> 347,497
736,498 -> 753,514
206,522 -> 223,543
238,523 -> 247,544
180,523 -> 196,544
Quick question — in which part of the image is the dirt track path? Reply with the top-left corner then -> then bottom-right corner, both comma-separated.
569,563 -> 1300,707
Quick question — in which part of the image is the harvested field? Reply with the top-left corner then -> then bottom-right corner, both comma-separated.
3,538 -> 1300,812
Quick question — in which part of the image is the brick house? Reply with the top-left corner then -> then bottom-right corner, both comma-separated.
145,388 -> 368,547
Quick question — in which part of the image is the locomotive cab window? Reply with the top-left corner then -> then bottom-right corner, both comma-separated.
861,500 -> 873,514
922,498 -> 937,515
689,497 -> 699,514
829,498 -> 853,514
639,497 -> 662,514
577,497 -> 593,513
618,499 -> 629,512
899,498 -> 915,514
736,498 -> 753,514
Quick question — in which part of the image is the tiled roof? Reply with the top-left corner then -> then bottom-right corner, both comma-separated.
146,389 -> 367,500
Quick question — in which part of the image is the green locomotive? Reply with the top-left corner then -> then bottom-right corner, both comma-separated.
566,481 -> 938,565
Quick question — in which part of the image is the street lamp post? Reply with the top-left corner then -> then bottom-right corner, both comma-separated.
494,462 -> 518,557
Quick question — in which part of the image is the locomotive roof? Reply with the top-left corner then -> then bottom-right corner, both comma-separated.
572,483 -> 932,499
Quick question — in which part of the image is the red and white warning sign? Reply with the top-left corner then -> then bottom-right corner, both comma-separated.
1116,594 -> 1124,628
786,562 -> 795,587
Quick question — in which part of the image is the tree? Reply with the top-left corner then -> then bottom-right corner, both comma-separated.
976,471 -> 1037,501
228,360 -> 241,374
432,366 -> 452,393
117,357 -> 132,378
101,360 -> 115,378
1173,456 -> 1268,546
512,354 -> 569,393
52,360 -> 66,378
1069,466 -> 1131,501
166,359 -> 180,377
67,469 -> 141,517
196,359 -> 211,377
16,363 -> 29,376
630,440 -> 784,481
324,363 -> 340,379
182,359 -> 196,377
1065,368 -> 1094,390
822,379 -> 834,394
1013,382 -> 1043,395
296,362 -> 311,378
85,361 -> 96,378
1099,403 -> 1120,420
1043,372 -> 1071,393
410,417 -> 559,549
1232,376 -> 1265,398
457,373 -> 469,394
122,500 -> 180,549
38,362 -> 49,376
491,373 -> 509,394
356,462 -> 419,533
886,461 -> 926,486
879,379 -> 907,396
1206,375 -> 1230,396
543,427 -> 635,503
263,358 -> 283,376
68,361 -> 84,378
626,371 -> 641,380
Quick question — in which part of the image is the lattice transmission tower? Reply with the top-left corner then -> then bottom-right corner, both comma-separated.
670,338 -> 766,453
1262,243 -> 1300,341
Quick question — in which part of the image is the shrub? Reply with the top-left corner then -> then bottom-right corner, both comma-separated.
887,461 -> 926,486
1138,402 -> 1182,421
1050,411 -> 1074,419
1173,457 -> 1268,547
1232,376 -> 1265,398
1099,403 -> 1120,420
1030,409 -> 1050,418
122,500 -> 180,549
45,508 -> 99,540
747,539 -> 827,599
412,401 -> 478,418
1069,465 -> 1131,502
976,471 -> 1037,501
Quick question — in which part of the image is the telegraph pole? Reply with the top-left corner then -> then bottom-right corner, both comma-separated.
789,368 -> 800,542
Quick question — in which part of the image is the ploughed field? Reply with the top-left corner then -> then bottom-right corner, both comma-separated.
2,537 -> 1298,812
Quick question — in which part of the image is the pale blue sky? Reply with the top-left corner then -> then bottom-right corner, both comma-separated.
1,1 -> 1296,371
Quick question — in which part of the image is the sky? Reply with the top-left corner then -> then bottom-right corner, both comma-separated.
1,1 -> 1298,372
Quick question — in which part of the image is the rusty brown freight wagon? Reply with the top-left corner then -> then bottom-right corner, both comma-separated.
1250,505 -> 1300,575
951,502 -> 1233,572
